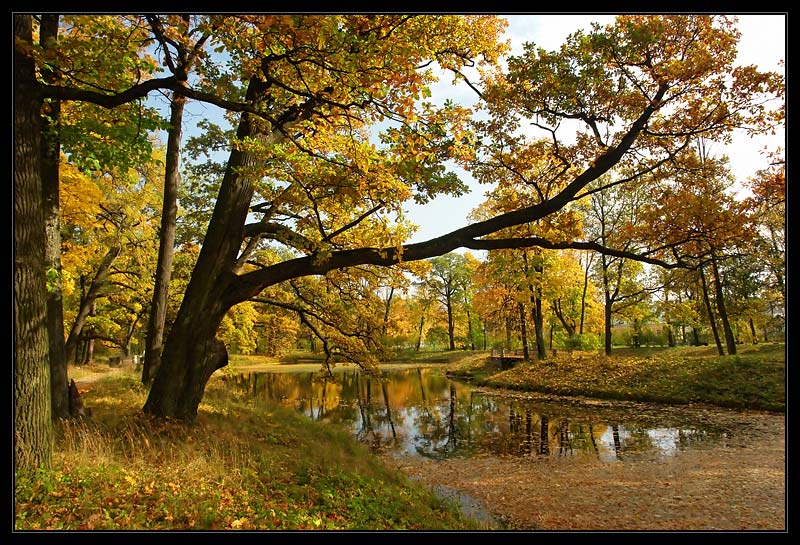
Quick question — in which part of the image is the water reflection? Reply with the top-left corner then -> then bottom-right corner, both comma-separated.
228,367 -> 724,461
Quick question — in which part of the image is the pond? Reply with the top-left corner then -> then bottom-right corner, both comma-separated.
227,366 -> 748,463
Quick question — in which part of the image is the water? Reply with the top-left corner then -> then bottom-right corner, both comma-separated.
227,366 -> 738,462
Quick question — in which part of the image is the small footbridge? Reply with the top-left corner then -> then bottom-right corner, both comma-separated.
489,348 -> 527,369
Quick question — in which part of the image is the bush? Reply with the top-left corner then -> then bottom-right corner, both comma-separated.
562,333 -> 602,350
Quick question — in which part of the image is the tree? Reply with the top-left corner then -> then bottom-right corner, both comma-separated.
15,14 -> 53,470
143,15 -> 214,384
16,15 -> 783,428
418,253 -> 472,351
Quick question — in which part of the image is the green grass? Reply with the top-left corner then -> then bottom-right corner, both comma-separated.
14,368 -> 495,531
449,343 -> 785,413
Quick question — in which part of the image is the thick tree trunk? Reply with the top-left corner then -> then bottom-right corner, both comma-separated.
143,77 -> 270,421
710,252 -> 737,355
39,14 -> 70,420
749,317 -> 758,344
14,13 -> 53,470
143,92 -> 185,384
699,265 -> 724,356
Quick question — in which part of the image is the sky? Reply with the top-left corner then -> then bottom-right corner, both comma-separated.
403,14 -> 786,244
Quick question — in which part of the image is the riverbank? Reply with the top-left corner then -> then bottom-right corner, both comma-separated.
14,368 -> 492,531
447,343 -> 785,413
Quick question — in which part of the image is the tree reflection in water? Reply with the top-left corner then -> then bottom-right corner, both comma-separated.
231,367 -> 729,462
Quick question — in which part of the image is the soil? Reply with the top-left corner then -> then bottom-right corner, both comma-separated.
381,401 -> 786,531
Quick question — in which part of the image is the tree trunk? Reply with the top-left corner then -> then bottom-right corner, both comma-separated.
518,302 -> 530,361
446,295 -> 456,350
603,293 -> 613,356
381,286 -> 394,338
553,299 -> 577,337
82,301 -> 97,364
710,251 -> 737,355
143,92 -> 185,384
749,317 -> 758,344
415,316 -> 424,351
699,264 -> 724,355
64,246 -> 121,362
39,14 -> 70,420
466,308 -> 474,350
143,77 -> 270,421
14,13 -> 53,470
532,292 -> 546,359
579,252 -> 592,335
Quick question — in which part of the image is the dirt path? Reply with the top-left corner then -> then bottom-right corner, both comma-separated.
382,410 -> 785,531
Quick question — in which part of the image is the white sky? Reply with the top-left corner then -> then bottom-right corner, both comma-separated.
404,14 -> 786,244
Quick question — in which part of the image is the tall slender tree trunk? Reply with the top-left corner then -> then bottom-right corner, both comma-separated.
532,292 -> 546,359
710,251 -> 737,355
39,14 -> 70,420
14,13 -> 53,470
603,293 -> 613,356
64,246 -> 121,362
579,252 -> 592,335
446,295 -> 456,350
143,92 -> 185,384
518,302 -> 530,361
415,316 -> 425,351
698,264 -> 724,355
381,286 -> 394,338
466,308 -> 475,350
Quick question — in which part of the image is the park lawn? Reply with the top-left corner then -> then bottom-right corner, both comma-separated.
14,369 -> 492,531
448,342 -> 785,413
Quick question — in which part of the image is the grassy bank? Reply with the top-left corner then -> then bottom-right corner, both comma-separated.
447,343 -> 785,413
15,369 -> 492,531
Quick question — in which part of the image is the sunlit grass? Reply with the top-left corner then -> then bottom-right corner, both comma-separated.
453,343 -> 785,412
15,367 -> 492,531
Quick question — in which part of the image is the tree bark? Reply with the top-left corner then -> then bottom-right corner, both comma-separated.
14,13 -> 53,470
710,251 -> 737,355
38,14 -> 70,420
143,76 -> 271,420
143,91 -> 185,384
698,264 -> 724,355
518,302 -> 530,361
446,293 -> 456,351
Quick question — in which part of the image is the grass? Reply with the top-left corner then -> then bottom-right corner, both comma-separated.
448,342 -> 785,413
14,368 -> 494,531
